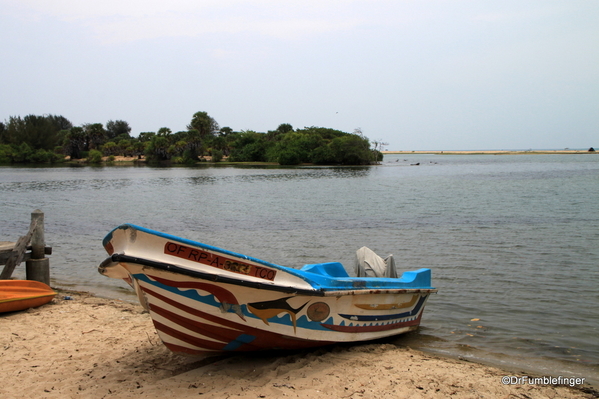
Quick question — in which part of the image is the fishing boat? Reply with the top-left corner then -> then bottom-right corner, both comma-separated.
0,280 -> 56,313
99,224 -> 437,354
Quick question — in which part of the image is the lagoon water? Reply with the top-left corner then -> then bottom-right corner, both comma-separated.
1,154 -> 598,382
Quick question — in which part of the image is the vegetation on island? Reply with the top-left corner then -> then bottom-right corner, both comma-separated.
0,112 -> 384,166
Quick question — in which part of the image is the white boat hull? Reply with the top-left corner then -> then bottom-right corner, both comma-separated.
99,224 -> 436,353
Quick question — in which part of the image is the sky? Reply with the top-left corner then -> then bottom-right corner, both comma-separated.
1,0 -> 597,151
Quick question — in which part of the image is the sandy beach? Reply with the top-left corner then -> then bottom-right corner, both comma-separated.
382,150 -> 596,155
1,290 -> 596,399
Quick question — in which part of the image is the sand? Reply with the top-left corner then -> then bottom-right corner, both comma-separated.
1,290 -> 596,399
382,150 -> 595,155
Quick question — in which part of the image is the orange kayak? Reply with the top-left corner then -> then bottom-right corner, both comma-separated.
0,280 -> 56,313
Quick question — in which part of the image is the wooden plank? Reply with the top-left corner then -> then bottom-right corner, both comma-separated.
0,241 -> 15,252
0,246 -> 52,265
1,252 -> 31,265
0,219 -> 38,280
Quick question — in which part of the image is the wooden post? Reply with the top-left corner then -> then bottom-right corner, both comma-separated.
30,209 -> 45,259
26,210 -> 50,285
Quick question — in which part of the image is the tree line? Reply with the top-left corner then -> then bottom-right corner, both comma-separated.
0,112 -> 383,165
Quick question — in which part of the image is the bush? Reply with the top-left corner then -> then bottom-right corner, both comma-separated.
311,145 -> 335,164
373,150 -> 383,162
0,144 -> 12,163
180,150 -> 199,164
102,141 -> 117,156
87,149 -> 103,164
27,149 -> 52,163
277,149 -> 301,165
327,135 -> 372,165
211,149 -> 223,162
10,142 -> 32,163
228,131 -> 270,162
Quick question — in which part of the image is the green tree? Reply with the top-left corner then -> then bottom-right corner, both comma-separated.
183,129 -> 203,162
157,127 -> 172,137
63,127 -> 86,159
28,149 -> 56,163
106,120 -> 131,140
206,135 -> 228,157
268,131 -> 323,165
221,129 -> 240,156
311,144 -> 335,164
187,111 -> 219,139
0,144 -> 12,163
276,149 -> 301,165
11,142 -> 33,163
47,115 -> 73,131
101,141 -> 118,156
132,141 -> 146,159
327,135 -> 372,165
266,123 -> 294,142
145,136 -> 170,162
277,123 -> 294,134
219,126 -> 233,136
228,131 -> 270,162
83,123 -> 106,150
170,140 -> 187,158
117,139 -> 132,156
211,149 -> 224,162
138,132 -> 155,142
2,114 -> 72,150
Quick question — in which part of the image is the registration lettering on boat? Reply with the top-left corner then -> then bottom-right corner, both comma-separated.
164,242 -> 277,281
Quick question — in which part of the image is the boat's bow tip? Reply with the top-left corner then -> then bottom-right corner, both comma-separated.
98,253 -> 129,279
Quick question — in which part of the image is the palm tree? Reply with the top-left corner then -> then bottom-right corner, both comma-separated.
187,111 -> 219,138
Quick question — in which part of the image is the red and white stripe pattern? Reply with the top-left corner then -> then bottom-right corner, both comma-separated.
136,276 -> 333,354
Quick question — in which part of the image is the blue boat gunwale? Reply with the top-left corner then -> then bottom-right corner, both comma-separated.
101,253 -> 436,298
102,224 -> 436,292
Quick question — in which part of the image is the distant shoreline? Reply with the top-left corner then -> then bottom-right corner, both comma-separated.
383,149 -> 596,155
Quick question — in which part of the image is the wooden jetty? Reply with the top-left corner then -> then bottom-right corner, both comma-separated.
0,210 -> 52,284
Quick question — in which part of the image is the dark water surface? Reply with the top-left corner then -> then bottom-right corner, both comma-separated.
1,154 -> 597,382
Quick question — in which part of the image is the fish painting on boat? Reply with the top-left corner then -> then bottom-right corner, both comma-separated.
99,224 -> 437,354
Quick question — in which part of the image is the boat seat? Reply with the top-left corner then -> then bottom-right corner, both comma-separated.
300,262 -> 349,278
